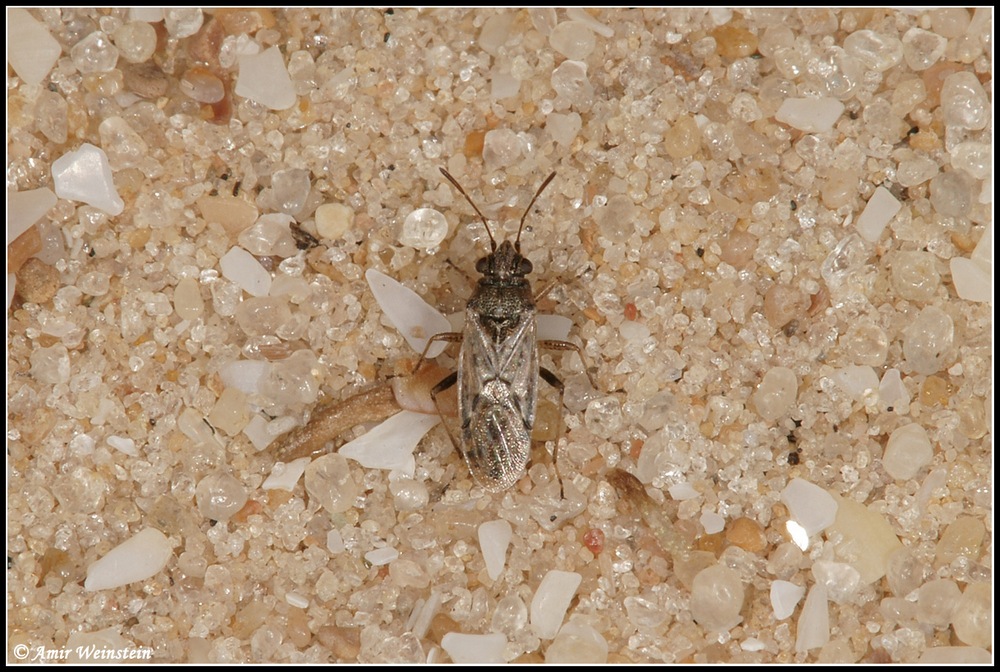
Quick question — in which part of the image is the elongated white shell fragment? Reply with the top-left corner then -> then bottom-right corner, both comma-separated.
84,528 -> 172,591
365,269 -> 452,357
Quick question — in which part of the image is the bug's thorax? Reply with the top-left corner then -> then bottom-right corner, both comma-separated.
464,240 -> 535,345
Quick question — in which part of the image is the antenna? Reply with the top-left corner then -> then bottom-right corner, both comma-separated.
516,172 -> 557,248
439,168 -> 495,250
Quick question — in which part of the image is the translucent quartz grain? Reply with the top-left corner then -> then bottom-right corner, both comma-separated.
400,208 -> 448,250
164,8 -> 204,38
952,583 -> 991,648
113,21 -> 157,64
545,622 -> 609,663
690,564 -> 745,631
549,21 -> 596,60
889,83 -> 926,126
315,203 -> 355,240
180,67 -> 226,104
663,115 -> 701,159
919,648 -> 993,664
883,423 -> 933,481
940,71 -> 989,130
916,579 -> 961,628
718,230 -> 756,267
35,90 -> 69,144
821,169 -> 859,209
840,321 -> 889,367
843,30 -> 902,72
930,8 -> 972,38
902,306 -> 953,375
828,496 -> 902,584
196,195 -> 259,236
546,112 -> 583,147
482,128 -> 523,168
929,171 -> 974,217
935,516 -> 985,565
98,116 -> 149,170
529,8 -> 557,36
551,60 -> 593,105
238,214 -> 298,257
950,142 -> 991,180
269,168 -> 311,215
173,277 -> 204,321
596,195 -> 636,243
30,344 -> 71,384
388,478 -> 429,511
896,156 -> 939,188
890,251 -> 939,302
763,284 -> 807,329
71,31 -> 119,74
584,397 -> 623,439
751,367 -> 797,422
478,12 -> 514,56
813,560 -> 861,604
830,365 -> 879,402
208,387 -> 249,436
304,454 -> 358,514
901,27 -> 947,71
195,472 -> 248,521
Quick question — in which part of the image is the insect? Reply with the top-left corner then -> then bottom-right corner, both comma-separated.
416,168 -> 593,493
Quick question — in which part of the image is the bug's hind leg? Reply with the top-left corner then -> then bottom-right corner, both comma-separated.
427,370 -> 466,500
539,366 -> 568,499
429,370 -> 460,450
539,339 -> 598,390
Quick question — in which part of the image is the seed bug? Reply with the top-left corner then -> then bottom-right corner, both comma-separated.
417,168 -> 594,493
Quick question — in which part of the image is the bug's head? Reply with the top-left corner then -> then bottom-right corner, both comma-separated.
439,168 -> 556,281
476,240 -> 532,281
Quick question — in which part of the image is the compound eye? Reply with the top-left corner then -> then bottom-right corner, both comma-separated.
476,257 -> 489,274
519,258 -> 533,275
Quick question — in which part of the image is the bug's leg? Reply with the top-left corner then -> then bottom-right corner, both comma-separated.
414,332 -> 463,374
533,278 -> 559,303
429,370 -> 462,453
539,339 -> 598,390
539,366 -> 567,499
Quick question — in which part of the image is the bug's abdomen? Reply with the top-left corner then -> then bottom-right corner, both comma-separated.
463,380 -> 531,491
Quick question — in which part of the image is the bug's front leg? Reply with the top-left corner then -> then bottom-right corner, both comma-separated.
415,332 -> 463,374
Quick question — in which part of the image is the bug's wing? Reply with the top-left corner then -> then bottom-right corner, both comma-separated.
458,312 -> 539,491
